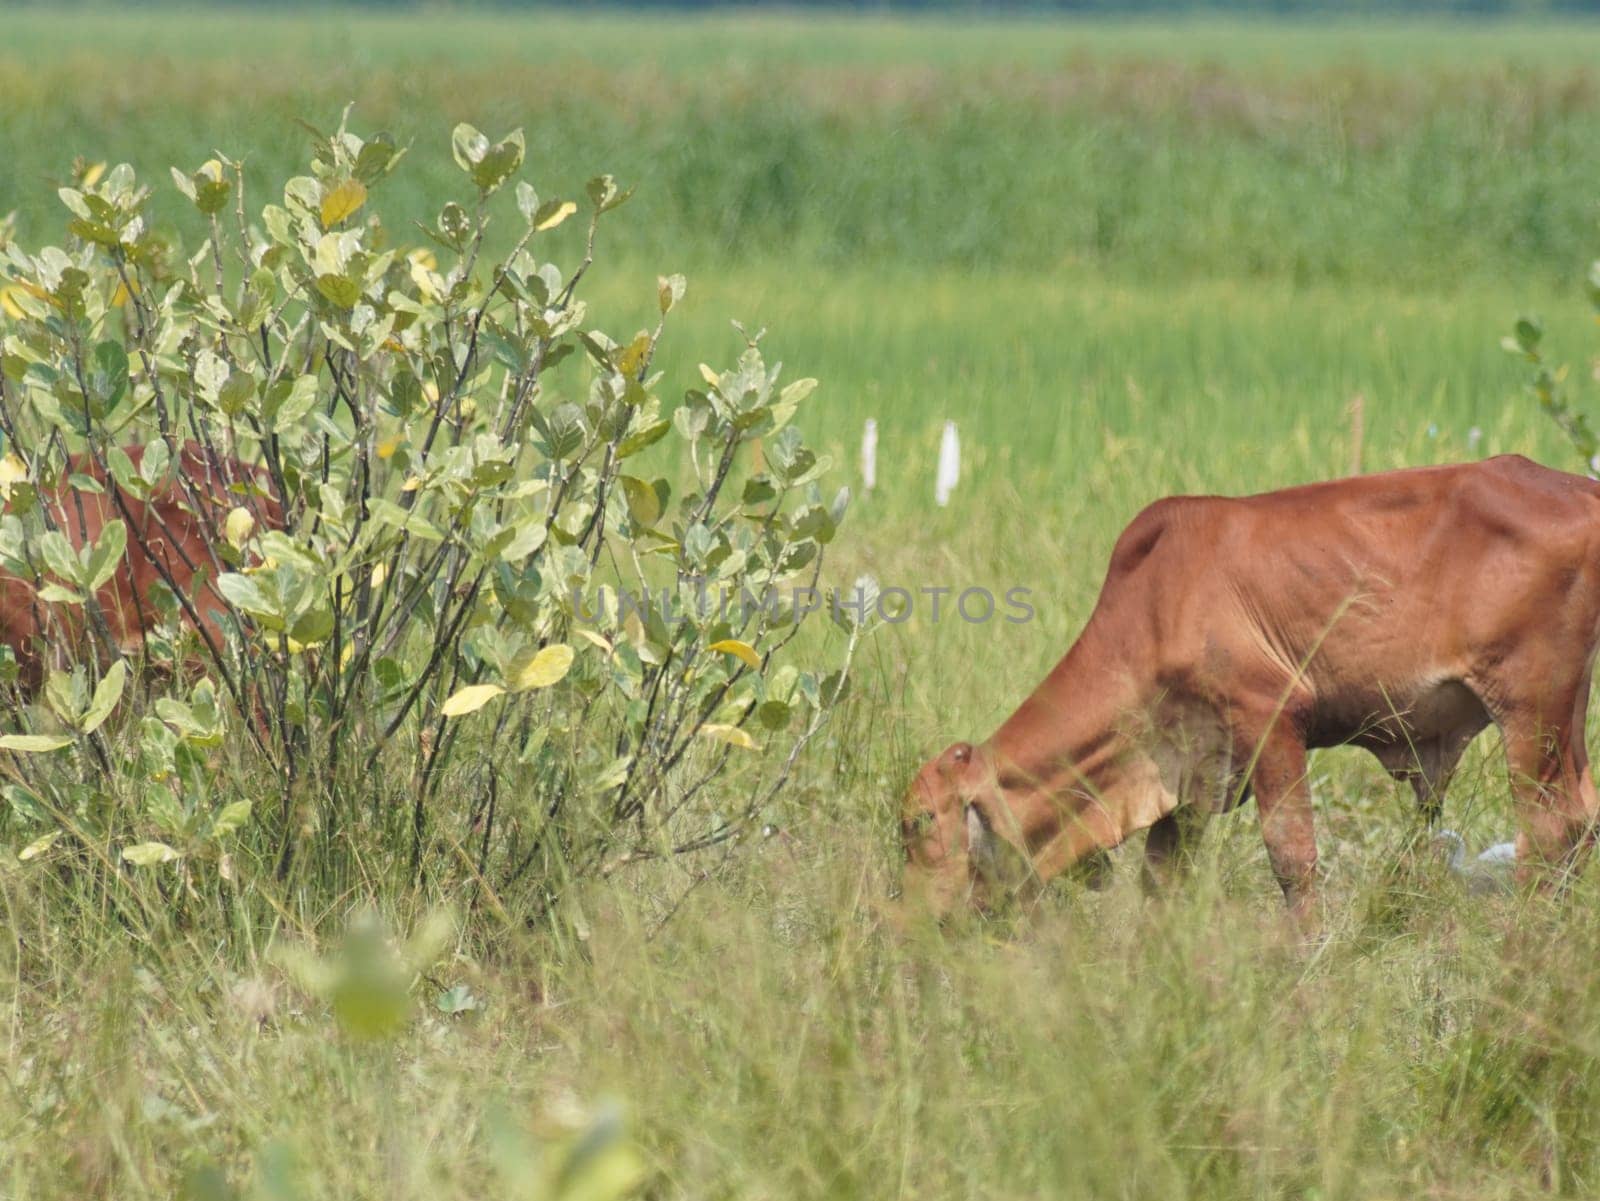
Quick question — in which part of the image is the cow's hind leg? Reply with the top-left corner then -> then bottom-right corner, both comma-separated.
1497,678 -> 1600,889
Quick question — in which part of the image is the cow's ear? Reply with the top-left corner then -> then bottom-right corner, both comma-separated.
944,741 -> 973,769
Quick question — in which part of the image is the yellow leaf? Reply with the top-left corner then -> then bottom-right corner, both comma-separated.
535,200 -> 577,232
510,644 -> 574,692
0,452 -> 26,500
441,684 -> 505,717
698,363 -> 719,388
708,639 -> 761,669
401,476 -> 421,492
109,281 -> 130,308
320,178 -> 367,228
617,332 -> 652,378
575,628 -> 613,655
410,258 -> 438,302
376,436 -> 404,460
224,506 -> 255,549
370,561 -> 387,590
80,161 -> 107,188
409,248 -> 437,271
0,287 -> 23,320
18,830 -> 61,861
699,723 -> 757,751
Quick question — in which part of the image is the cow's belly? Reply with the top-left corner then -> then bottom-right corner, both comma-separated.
1307,676 -> 1491,768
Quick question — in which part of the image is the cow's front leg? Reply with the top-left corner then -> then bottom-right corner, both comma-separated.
1249,731 -> 1319,929
1141,806 -> 1204,896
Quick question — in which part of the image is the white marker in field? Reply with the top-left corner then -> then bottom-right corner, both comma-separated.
1467,426 -> 1483,453
935,421 -> 960,507
861,419 -> 878,492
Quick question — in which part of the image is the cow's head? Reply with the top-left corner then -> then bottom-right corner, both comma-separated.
899,741 -> 1005,917
899,741 -> 1116,920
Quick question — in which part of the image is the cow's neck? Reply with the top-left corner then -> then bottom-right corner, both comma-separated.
978,613 -> 1164,873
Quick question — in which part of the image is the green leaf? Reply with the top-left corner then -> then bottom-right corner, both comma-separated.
80,658 -> 127,734
58,187 -> 91,221
437,201 -> 472,248
83,519 -> 127,592
435,984 -> 480,1015
533,403 -> 586,461
471,129 -> 524,193
122,841 -> 181,867
756,700 -> 792,731
270,374 -> 321,433
211,800 -> 252,838
316,274 -> 362,310
0,734 -> 72,753
194,350 -> 230,406
139,438 -> 171,489
353,131 -> 403,182
289,604 -> 335,648
515,181 -> 539,224
367,497 -> 445,542
499,519 -> 547,564
216,573 -> 283,629
38,530 -> 83,587
193,166 -> 231,215
36,584 -> 85,605
620,476 -> 661,527
93,341 -> 129,408
617,419 -> 670,459
585,174 -> 634,214
450,123 -> 489,173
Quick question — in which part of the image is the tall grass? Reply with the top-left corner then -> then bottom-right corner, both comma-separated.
4,10 -> 1600,1198
6,17 -> 1600,286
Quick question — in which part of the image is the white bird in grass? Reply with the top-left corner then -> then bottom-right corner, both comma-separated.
1431,829 -> 1518,894
935,421 -> 959,507
861,418 -> 878,493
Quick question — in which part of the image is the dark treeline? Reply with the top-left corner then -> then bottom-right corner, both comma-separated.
22,0 -> 1600,13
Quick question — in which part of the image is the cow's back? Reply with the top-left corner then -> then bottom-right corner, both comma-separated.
1089,456 -> 1600,728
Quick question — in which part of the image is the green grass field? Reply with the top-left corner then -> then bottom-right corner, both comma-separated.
6,8 -> 1600,1198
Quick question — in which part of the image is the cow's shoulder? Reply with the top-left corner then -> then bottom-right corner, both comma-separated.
1106,494 -> 1222,580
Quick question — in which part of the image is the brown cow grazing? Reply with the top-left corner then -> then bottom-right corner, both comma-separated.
902,455 -> 1600,925
0,441 -> 281,689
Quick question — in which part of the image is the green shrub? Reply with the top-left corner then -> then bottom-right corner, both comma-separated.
0,111 -> 866,932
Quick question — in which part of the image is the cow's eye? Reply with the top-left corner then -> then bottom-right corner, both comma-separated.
904,811 -> 935,836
